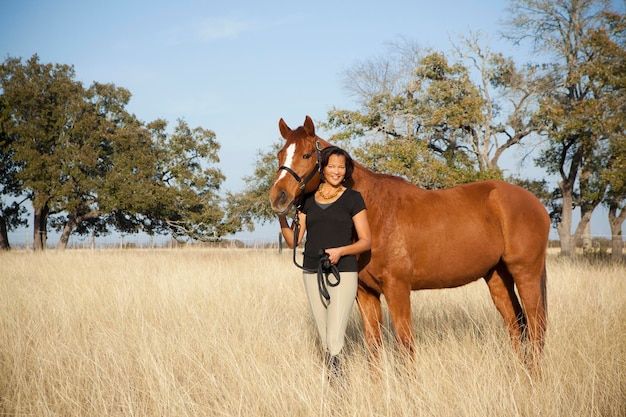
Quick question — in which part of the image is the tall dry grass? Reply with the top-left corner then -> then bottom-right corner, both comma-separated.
0,248 -> 624,416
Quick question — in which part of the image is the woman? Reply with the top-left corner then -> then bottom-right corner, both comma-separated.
278,146 -> 371,378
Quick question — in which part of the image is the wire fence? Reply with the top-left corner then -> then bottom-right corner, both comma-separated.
6,229 -> 624,252
6,230 -> 282,250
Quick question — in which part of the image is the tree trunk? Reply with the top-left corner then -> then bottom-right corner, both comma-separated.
56,210 -> 100,250
0,216 -> 9,250
33,203 -> 49,251
581,222 -> 592,253
608,205 -> 626,263
573,210 -> 594,254
56,219 -> 76,250
558,185 -> 574,257
610,225 -> 623,262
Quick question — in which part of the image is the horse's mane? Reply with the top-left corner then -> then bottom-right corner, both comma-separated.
351,160 -> 420,189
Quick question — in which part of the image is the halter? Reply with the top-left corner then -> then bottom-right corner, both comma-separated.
277,138 -> 342,304
277,138 -> 322,270
277,139 -> 323,193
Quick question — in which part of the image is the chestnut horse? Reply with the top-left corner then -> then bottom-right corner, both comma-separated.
270,116 -> 549,364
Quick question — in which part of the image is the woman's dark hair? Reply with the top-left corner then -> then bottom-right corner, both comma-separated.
319,146 -> 354,182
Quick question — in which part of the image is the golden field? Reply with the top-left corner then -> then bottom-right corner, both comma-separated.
1,248 -> 625,416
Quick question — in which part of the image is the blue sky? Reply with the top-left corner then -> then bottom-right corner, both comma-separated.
1,0 -> 621,243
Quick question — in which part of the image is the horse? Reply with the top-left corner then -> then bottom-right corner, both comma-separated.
269,115 -> 549,367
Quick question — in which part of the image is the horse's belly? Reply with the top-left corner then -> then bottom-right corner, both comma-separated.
364,246 -> 499,292
410,265 -> 491,290
408,240 -> 501,289
367,201 -> 507,292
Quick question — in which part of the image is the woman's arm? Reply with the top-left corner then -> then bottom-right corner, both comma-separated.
278,212 -> 307,249
325,209 -> 371,264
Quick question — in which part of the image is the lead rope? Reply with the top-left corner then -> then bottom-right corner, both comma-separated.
282,139 -> 341,304
290,203 -> 305,270
317,250 -> 341,307
290,204 -> 341,307
286,138 -> 322,271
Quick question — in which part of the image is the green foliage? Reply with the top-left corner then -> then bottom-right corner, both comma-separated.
146,119 -> 226,241
531,5 -> 626,245
321,44 -> 516,188
352,136 -> 500,189
414,51 -> 485,131
1,55 -> 80,207
587,11 -> 626,248
507,177 -> 552,204
224,142 -> 284,229
0,55 -> 226,247
0,97 -> 28,245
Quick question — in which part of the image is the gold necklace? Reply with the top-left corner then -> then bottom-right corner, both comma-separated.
317,183 -> 343,200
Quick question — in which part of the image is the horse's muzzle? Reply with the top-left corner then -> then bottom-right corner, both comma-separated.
269,188 -> 294,215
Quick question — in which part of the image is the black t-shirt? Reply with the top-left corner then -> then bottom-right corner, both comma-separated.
301,188 -> 366,272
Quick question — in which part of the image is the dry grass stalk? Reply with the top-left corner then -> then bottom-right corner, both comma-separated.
1,249 -> 624,416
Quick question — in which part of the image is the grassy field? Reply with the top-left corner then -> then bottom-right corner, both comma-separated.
1,248 -> 625,416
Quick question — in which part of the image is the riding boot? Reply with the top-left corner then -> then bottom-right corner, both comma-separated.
324,352 -> 344,382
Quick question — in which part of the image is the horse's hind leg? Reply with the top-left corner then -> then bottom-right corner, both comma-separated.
512,262 -> 548,361
484,265 -> 526,351
498,257 -> 547,379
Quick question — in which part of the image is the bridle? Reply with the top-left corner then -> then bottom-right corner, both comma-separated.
276,138 -> 323,270
277,139 -> 323,194
276,138 -> 342,305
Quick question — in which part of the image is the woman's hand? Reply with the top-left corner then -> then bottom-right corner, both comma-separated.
279,212 -> 306,249
324,209 -> 371,264
324,247 -> 343,265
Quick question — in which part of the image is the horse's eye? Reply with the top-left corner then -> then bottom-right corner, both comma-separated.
303,153 -> 312,159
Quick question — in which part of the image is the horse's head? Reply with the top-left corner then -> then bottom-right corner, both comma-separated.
269,116 -> 326,215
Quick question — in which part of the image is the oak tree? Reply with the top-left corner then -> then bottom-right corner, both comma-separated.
506,0 -> 619,256
1,55 -> 226,249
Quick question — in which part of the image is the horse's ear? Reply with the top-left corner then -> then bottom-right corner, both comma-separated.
303,115 -> 315,137
278,118 -> 291,139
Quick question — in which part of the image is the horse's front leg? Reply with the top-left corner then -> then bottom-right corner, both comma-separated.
356,284 -> 383,358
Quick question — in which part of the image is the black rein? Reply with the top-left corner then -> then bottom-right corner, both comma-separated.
276,138 -> 323,271
277,139 -> 342,303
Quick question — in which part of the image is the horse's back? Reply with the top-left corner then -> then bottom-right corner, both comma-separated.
398,179 -> 549,248
358,178 -> 549,290
425,180 -> 550,260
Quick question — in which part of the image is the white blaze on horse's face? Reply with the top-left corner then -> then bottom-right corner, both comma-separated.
273,143 -> 296,185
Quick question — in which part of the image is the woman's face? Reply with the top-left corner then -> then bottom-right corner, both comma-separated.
324,154 -> 347,186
